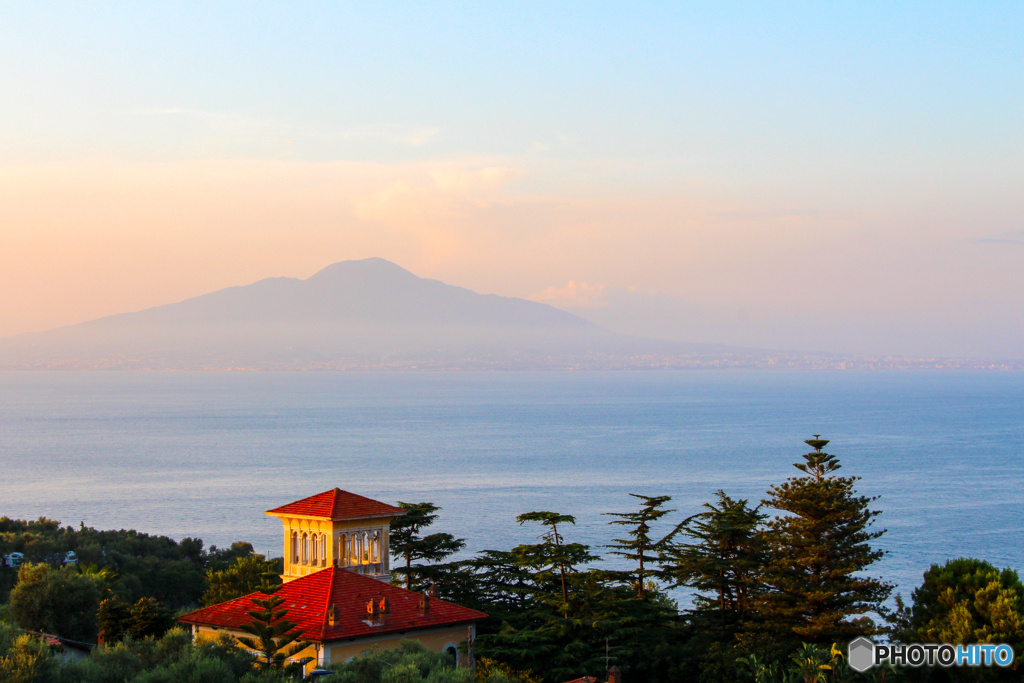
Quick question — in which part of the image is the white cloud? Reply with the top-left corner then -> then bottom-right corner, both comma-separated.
530,281 -> 607,308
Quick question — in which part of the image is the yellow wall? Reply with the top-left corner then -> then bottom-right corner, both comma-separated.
267,514 -> 397,582
327,625 -> 473,665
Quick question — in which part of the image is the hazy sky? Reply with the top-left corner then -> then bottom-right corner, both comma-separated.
2,3 -> 1022,358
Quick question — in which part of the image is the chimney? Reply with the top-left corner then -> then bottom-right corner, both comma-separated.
379,597 -> 390,615
428,582 -> 439,598
327,603 -> 337,627
607,666 -> 622,683
418,593 -> 431,615
366,599 -> 379,618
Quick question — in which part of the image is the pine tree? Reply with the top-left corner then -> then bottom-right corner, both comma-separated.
236,572 -> 312,673
661,490 -> 765,636
758,437 -> 892,645
389,502 -> 466,591
515,511 -> 597,617
604,494 -> 675,597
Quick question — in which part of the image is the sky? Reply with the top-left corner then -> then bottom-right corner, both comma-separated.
1,2 -> 1022,358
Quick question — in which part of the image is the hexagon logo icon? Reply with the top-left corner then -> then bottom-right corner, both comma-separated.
848,637 -> 875,672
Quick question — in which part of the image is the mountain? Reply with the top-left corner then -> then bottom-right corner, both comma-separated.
3,258 -> 1013,370
0,259 -> 714,369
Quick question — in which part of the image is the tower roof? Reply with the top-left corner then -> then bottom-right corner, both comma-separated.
178,566 -> 486,643
265,488 -> 406,521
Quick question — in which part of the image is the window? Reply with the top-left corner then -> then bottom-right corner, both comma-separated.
301,533 -> 309,565
338,535 -> 347,566
320,535 -> 327,567
291,532 -> 299,564
311,533 -> 318,564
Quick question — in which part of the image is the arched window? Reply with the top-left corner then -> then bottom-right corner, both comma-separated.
338,535 -> 347,566
311,532 -> 318,564
320,535 -> 327,567
291,531 -> 299,564
362,532 -> 369,564
371,531 -> 380,563
301,533 -> 309,565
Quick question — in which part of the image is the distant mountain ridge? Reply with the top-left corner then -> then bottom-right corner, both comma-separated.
2,259 -> 1017,370
0,258 -> 657,370
85,258 -> 595,329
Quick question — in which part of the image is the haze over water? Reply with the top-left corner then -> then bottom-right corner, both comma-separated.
2,370 -> 1022,605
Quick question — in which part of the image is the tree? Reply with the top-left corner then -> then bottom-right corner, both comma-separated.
390,502 -> 466,591
514,512 -> 589,618
202,554 -> 279,606
758,437 -> 892,646
236,572 -> 312,674
97,594 -> 175,642
900,557 -> 1024,674
97,595 -> 132,642
9,563 -> 103,641
661,490 -> 765,636
604,494 -> 675,597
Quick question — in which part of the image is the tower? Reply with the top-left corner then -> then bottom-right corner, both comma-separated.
265,488 -> 406,583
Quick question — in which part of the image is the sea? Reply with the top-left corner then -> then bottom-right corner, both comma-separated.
2,370 -> 1022,606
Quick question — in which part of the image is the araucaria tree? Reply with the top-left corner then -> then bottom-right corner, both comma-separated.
661,490 -> 765,636
759,437 -> 892,645
604,494 -> 675,597
236,572 -> 311,673
389,502 -> 466,591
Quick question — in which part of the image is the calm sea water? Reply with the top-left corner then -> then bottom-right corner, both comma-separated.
2,371 -> 1022,604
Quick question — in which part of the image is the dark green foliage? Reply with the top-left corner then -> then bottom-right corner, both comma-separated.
0,621 -> 58,683
0,517 -> 228,610
9,563 -> 104,641
60,627 -> 292,682
201,554 -> 279,606
514,511 -> 586,617
895,558 -> 1024,682
390,502 -> 466,591
98,595 -> 175,642
604,494 -> 675,597
97,595 -> 132,641
328,639 -> 473,683
204,542 -> 257,572
662,490 -> 765,637
757,438 -> 892,647
235,573 -> 311,674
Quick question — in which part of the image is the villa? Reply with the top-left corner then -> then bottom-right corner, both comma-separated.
178,489 -> 487,674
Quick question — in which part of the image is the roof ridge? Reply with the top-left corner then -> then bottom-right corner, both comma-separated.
320,565 -> 338,641
265,489 -> 406,521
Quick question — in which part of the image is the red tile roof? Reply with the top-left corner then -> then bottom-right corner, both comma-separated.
265,489 -> 406,521
564,678 -> 600,683
179,567 -> 487,643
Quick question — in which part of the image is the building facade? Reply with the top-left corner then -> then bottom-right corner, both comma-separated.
178,489 -> 486,675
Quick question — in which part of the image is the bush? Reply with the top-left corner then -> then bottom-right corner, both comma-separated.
0,622 -> 58,683
9,563 -> 104,641
62,628 -> 292,683
331,640 -> 473,683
